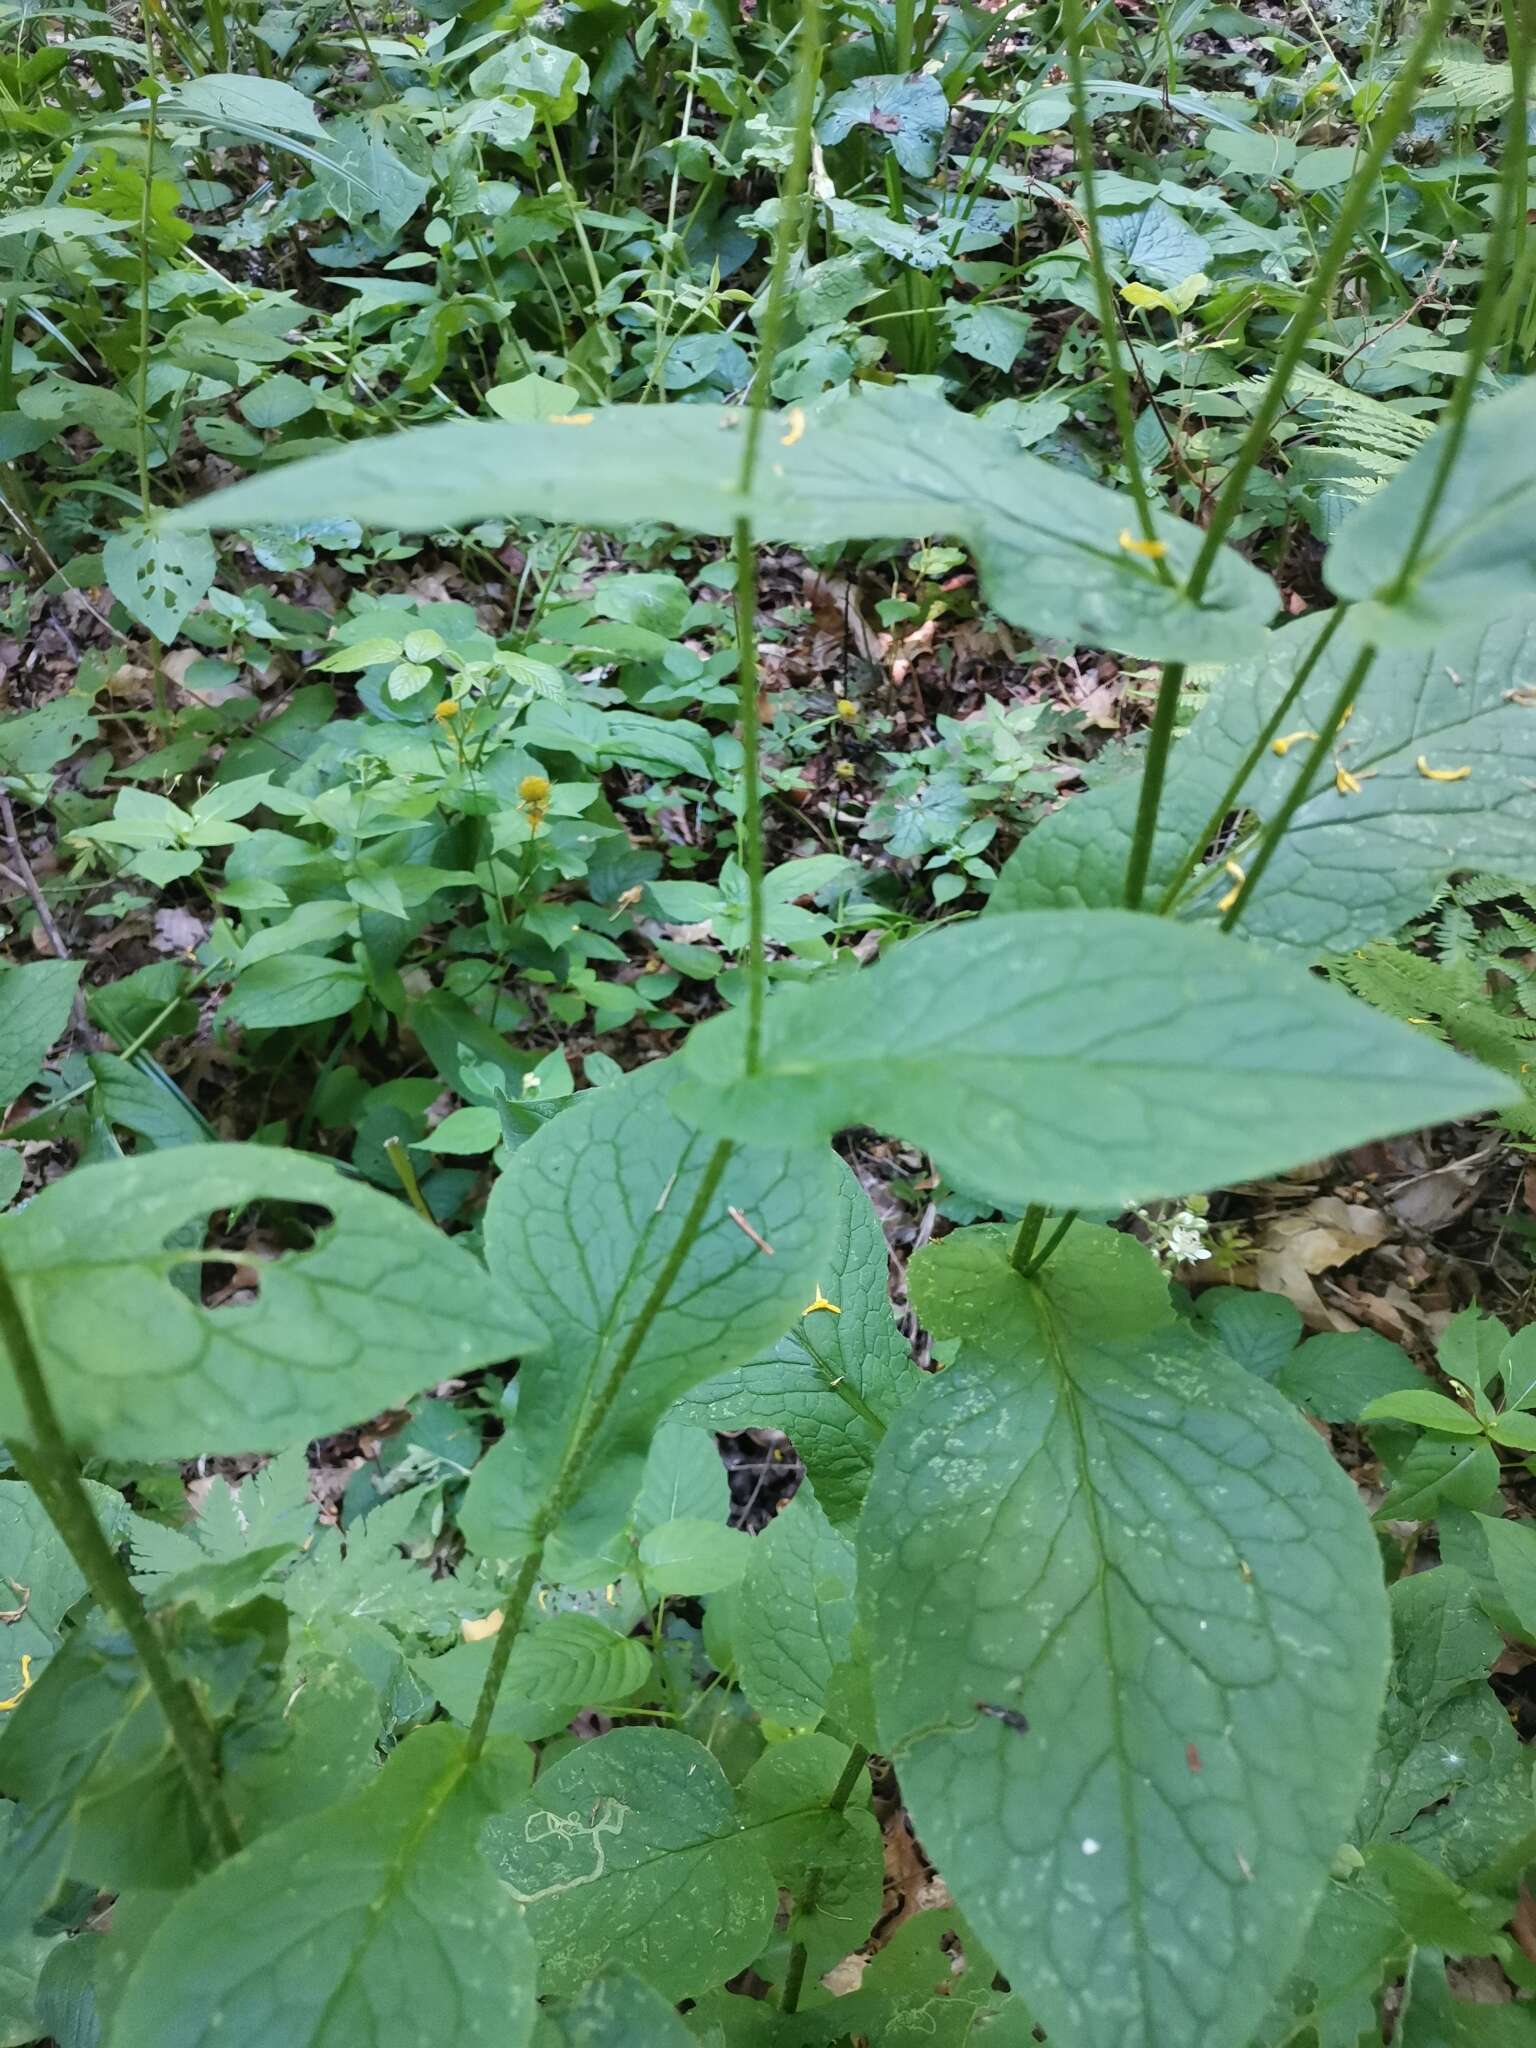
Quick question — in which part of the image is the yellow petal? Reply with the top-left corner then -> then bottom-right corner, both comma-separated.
1118,529 -> 1169,560
1416,755 -> 1471,782
1271,729 -> 1318,756
1335,767 -> 1362,796
433,698 -> 459,721
0,1654 -> 33,1711
1217,884 -> 1243,913
780,407 -> 807,448
549,413 -> 594,427
803,1287 -> 841,1316
1121,281 -> 1172,312
1223,859 -> 1246,882
461,1609 -> 504,1643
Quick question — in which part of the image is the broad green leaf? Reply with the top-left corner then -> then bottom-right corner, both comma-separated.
1273,1331 -> 1424,1422
460,1060 -> 837,1571
818,73 -> 949,175
631,1421 -> 729,1533
716,1486 -> 857,1727
0,962 -> 78,1103
157,72 -> 326,137
990,607 -> 1536,952
860,1222 -> 1390,2048
673,1160 -> 916,1523
675,912 -> 1512,1212
636,1518 -> 752,1595
1249,1880 -> 1408,2048
1190,1284 -> 1303,1380
111,1724 -> 537,2048
102,526 -> 215,643
1325,380 -> 1536,641
221,954 -> 366,1029
738,1735 -> 882,1978
535,1968 -> 694,2047
164,390 -> 1277,662
1359,1390 -> 1482,1435
1439,1511 -> 1536,1648
483,1727 -> 776,2001
1438,1308 -> 1508,1398
0,1478 -> 128,1680
0,1144 -> 538,1458
421,1613 -> 650,1737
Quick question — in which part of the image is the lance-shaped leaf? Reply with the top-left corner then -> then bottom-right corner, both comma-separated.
111,1724 -> 537,2048
990,607 -> 1536,953
859,1223 -> 1390,2048
1325,379 -> 1536,642
675,912 -> 1513,1212
483,1728 -> 776,2001
0,1145 -> 538,1459
674,1160 -> 916,1523
162,390 -> 1276,663
460,1060 -> 838,1571
0,961 -> 79,1103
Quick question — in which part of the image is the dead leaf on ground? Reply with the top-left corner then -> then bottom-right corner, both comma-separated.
1254,1195 -> 1390,1327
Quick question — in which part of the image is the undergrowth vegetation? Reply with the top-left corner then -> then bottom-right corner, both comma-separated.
0,0 -> 1535,2040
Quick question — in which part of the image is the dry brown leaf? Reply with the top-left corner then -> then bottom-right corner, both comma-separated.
1254,1196 -> 1389,1327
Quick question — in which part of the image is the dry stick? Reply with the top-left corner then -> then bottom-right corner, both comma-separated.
1119,0 -> 1453,910
0,791 -> 89,1039
0,1254 -> 240,1860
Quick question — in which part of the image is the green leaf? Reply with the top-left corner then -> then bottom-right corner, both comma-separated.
1487,1410 -> 1536,1451
163,390 -> 1277,663
1325,380 -> 1536,641
221,955 -> 366,1029
102,526 -> 216,643
1359,1390 -> 1482,1435
158,71 -> 326,137
673,1160 -> 916,1523
738,1735 -> 882,1978
1273,1331 -> 1424,1422
483,1728 -> 776,2001
636,1519 -> 752,1595
460,1060 -> 837,1571
818,73 -> 950,175
0,1144 -> 538,1458
0,1477 -> 128,1680
716,1486 -> 857,1727
676,912 -> 1512,1212
535,1968 -> 694,2047
500,1612 -> 651,1705
859,1222 -> 1390,2048
1191,1285 -> 1302,1381
111,1724 -> 537,2048
989,607 -> 1536,953
0,962 -> 78,1103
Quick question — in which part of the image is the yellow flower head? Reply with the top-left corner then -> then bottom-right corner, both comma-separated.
519,773 -> 552,806
1271,728 -> 1318,757
433,698 -> 460,721
1118,529 -> 1169,561
803,1287 -> 841,1317
1416,755 -> 1471,782
834,760 -> 857,782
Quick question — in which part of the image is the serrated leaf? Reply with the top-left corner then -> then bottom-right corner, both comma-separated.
163,390 -> 1277,663
0,962 -> 78,1103
0,1145 -> 539,1458
674,1160 -> 916,1523
102,527 -> 215,643
1325,380 -> 1536,641
111,1724 -> 537,2048
989,607 -> 1536,953
717,1486 -> 856,1726
675,912 -> 1512,1212
460,1060 -> 837,1571
859,1222 -> 1390,2048
483,1728 -> 775,2001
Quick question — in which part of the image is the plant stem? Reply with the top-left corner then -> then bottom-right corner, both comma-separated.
383,1136 -> 437,1227
731,0 -> 824,1072
466,1140 -> 735,1757
1023,1211 -> 1078,1277
1153,602 -> 1349,913
796,1323 -> 888,1437
542,119 -> 605,314
1060,0 -> 1172,564
781,1741 -> 871,2014
1009,1202 -> 1047,1273
0,1253 -> 240,1861
134,85 -> 158,518
1121,0 -> 1451,907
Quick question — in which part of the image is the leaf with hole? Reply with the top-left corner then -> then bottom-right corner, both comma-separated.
102,527 -> 216,644
0,1144 -> 539,1458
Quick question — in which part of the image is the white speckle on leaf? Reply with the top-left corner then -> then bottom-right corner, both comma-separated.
1081,1838 -> 1101,1856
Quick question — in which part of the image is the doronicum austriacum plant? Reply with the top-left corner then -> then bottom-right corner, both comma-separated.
2,0 -> 1536,2037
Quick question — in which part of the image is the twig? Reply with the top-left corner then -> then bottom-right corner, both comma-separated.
0,793 -> 89,1040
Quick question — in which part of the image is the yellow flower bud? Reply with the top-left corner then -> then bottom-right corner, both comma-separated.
519,773 -> 552,805
433,698 -> 460,721
835,698 -> 858,722
834,760 -> 856,782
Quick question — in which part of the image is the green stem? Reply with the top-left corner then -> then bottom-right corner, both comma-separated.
1009,1202 -> 1047,1274
1061,0 -> 1171,564
781,1742 -> 871,2014
134,85 -> 158,518
0,1254 -> 240,1861
383,1136 -> 437,1227
731,0 -> 824,1073
1152,603 -> 1349,914
1121,0 -> 1451,907
796,1323 -> 887,1437
466,1140 -> 735,1757
542,119 -> 605,314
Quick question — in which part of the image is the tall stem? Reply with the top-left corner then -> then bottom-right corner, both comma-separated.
466,1141 -> 734,1756
1121,0 -> 1451,908
780,1742 -> 870,2014
134,84 -> 158,517
0,1255 -> 240,1861
731,0 -> 824,1072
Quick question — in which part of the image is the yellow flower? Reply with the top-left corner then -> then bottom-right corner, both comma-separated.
1271,728 -> 1318,756
1217,859 -> 1246,914
780,407 -> 807,447
803,1287 -> 841,1317
1335,766 -> 1363,796
519,774 -> 552,805
1118,529 -> 1169,560
433,698 -> 460,721
834,760 -> 856,781
1417,755 -> 1471,782
835,698 -> 858,722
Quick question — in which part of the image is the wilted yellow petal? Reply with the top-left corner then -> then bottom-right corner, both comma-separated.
550,413 -> 594,427
1121,282 -> 1171,311
1416,755 -> 1471,782
0,1654 -> 33,1711
461,1609 -> 504,1643
1118,529 -> 1169,560
1271,729 -> 1319,756
1335,767 -> 1362,796
780,407 -> 807,447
